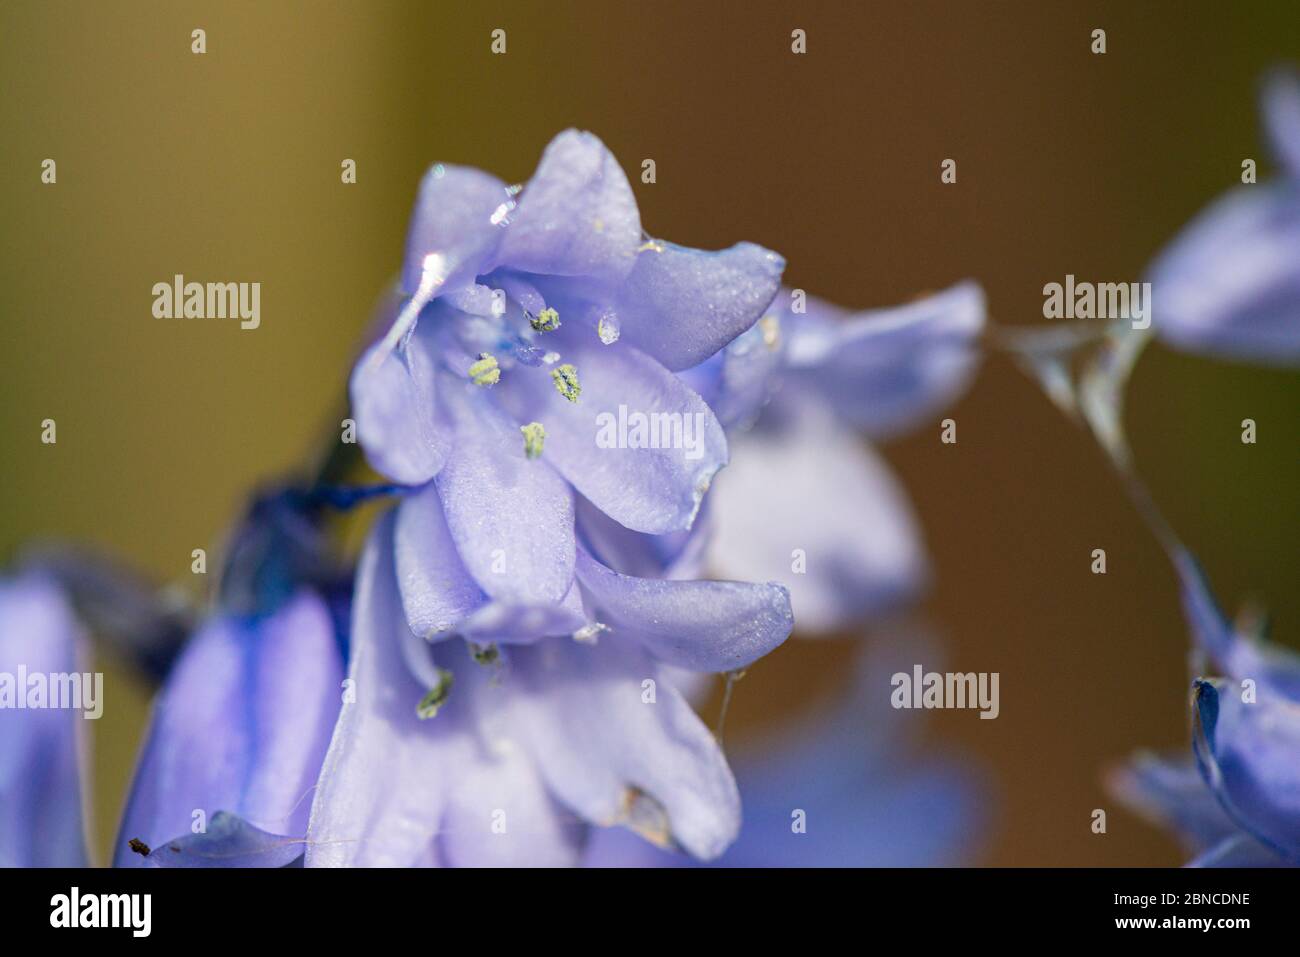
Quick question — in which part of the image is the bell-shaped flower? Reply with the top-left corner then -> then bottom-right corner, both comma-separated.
1111,549 -> 1300,866
114,589 -> 343,867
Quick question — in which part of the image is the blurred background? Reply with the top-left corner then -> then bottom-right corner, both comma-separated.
1,0 -> 1296,866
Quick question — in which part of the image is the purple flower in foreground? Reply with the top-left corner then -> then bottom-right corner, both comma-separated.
0,574 -> 89,867
693,282 -> 986,632
307,130 -> 797,864
1146,69 -> 1300,364
584,629 -> 987,867
114,591 -> 342,867
1110,551 -> 1300,867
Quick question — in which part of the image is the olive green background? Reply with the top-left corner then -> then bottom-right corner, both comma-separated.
1,1 -> 1296,866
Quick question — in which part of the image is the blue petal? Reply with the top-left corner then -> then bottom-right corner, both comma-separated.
350,311 -> 452,485
496,335 -> 727,534
1107,751 -> 1238,853
0,574 -> 88,867
401,164 -> 510,296
1147,182 -> 1300,364
307,515 -> 585,866
393,482 -> 486,639
604,240 -> 784,372
573,547 -> 792,672
506,636 -> 741,860
690,317 -> 786,431
308,513 -> 450,866
781,281 -> 986,438
434,379 -> 576,604
453,596 -> 585,644
139,812 -> 306,868
497,130 -> 641,285
575,493 -> 709,580
1192,679 -> 1300,860
115,591 -> 342,867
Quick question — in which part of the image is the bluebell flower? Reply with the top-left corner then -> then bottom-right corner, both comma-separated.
114,493 -> 346,868
0,573 -> 89,867
1146,69 -> 1300,363
1110,551 -> 1300,867
114,589 -> 343,867
692,282 -> 986,632
304,131 -> 798,865
583,629 -> 988,866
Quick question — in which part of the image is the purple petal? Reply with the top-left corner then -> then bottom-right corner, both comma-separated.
1262,68 -> 1300,180
115,591 -> 342,867
394,482 -> 486,639
607,241 -> 784,372
307,514 -> 452,866
575,493 -> 709,580
783,281 -> 986,438
1192,679 -> 1300,860
387,514 -> 587,648
708,404 -> 928,633
1147,182 -> 1300,364
140,812 -> 306,868
0,574 -> 88,867
455,597 -> 585,645
497,130 -> 641,284
436,729 -> 587,867
506,636 -> 740,860
307,515 -> 584,866
401,164 -> 510,296
497,337 -> 727,534
1107,751 -> 1238,853
350,314 -> 452,485
435,379 -> 575,604
574,548 -> 791,672
684,318 -> 786,431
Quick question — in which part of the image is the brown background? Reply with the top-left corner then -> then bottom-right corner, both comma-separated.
1,1 -> 1297,865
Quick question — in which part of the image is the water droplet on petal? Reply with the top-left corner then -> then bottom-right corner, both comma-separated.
597,311 -> 621,345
